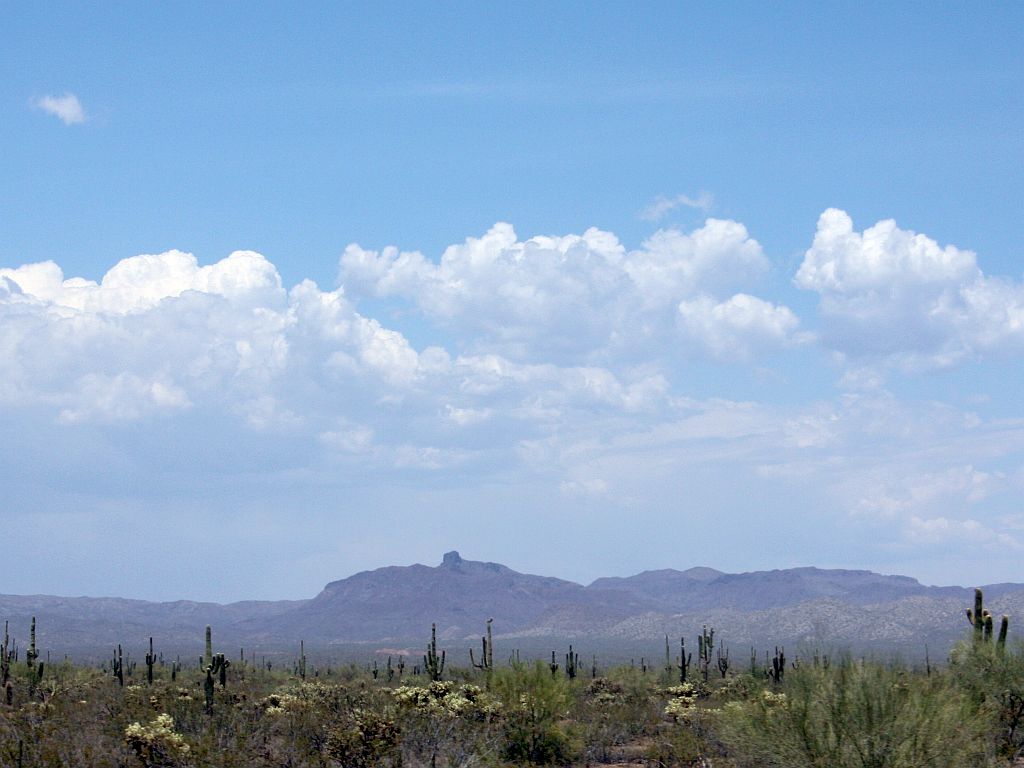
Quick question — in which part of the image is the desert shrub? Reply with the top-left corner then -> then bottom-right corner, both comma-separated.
392,680 -> 503,766
712,672 -> 762,701
491,661 -> 580,765
717,658 -> 995,768
323,708 -> 400,767
642,725 -> 709,767
950,639 -> 1024,760
578,675 -> 662,763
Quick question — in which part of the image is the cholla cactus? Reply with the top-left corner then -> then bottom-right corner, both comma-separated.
759,689 -> 788,709
325,709 -> 400,768
393,681 -> 502,719
663,682 -> 710,723
664,692 -> 697,722
124,713 -> 190,766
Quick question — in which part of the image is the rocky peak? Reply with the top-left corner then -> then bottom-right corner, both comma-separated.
441,550 -> 463,569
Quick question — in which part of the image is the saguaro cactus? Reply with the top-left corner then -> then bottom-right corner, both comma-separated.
204,666 -> 215,713
204,626 -> 213,668
677,637 -> 691,683
26,618 -> 37,667
145,637 -> 156,685
698,625 -> 715,682
424,623 -> 445,681
469,618 -> 494,673
716,642 -> 730,678
768,646 -> 785,684
966,587 -> 1009,649
113,645 -> 125,687
565,645 -> 579,679
1,621 -> 11,687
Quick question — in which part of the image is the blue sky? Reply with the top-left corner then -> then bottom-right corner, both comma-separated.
1,3 -> 1022,601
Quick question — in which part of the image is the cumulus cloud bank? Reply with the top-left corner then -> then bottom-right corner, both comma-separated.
4,211 -> 1021,435
2,211 -> 1022,567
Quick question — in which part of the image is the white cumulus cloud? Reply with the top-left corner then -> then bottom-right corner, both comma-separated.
0,243 -> 685,453
677,293 -> 801,361
32,93 -> 86,125
340,219 -> 795,363
796,208 -> 1024,368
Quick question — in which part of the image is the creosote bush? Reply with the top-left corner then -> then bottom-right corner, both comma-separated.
950,638 -> 1024,760
491,661 -> 581,765
716,657 -> 998,768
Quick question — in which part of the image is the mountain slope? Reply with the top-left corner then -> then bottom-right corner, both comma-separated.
257,551 -> 655,642
0,552 -> 1017,655
588,566 -> 971,612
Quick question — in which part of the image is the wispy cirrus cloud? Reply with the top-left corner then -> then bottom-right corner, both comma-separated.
32,92 -> 86,125
639,191 -> 714,221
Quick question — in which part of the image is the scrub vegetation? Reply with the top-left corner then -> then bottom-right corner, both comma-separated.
0,590 -> 1020,767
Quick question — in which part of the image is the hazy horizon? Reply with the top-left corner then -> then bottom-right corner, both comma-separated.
0,550 -> 1015,606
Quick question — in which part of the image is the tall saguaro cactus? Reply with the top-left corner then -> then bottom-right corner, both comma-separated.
565,645 -> 579,679
1,621 -> 11,687
698,625 -> 715,683
966,587 -> 1009,649
424,623 -> 445,681
145,637 -> 156,685
112,644 -> 124,687
469,618 -> 493,674
25,618 -> 37,671
677,637 -> 691,683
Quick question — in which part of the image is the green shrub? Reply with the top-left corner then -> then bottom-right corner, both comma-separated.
491,661 -> 580,765
950,638 -> 1024,760
324,709 -> 400,768
717,658 -> 995,768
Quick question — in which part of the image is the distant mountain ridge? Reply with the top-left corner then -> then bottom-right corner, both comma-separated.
2,551 -> 1019,656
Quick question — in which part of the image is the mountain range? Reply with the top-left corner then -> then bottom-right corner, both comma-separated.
3,551 -> 1019,659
